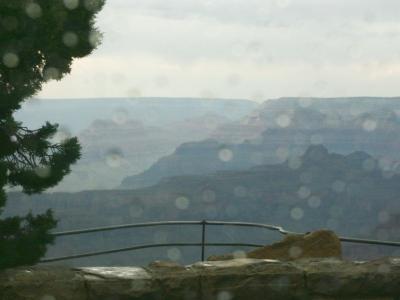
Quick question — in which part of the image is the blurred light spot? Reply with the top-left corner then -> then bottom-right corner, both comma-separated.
378,157 -> 393,172
288,156 -> 302,170
10,135 -> 17,143
298,98 -> 312,108
199,89 -> 216,99
288,246 -> 302,259
233,186 -> 247,197
35,166 -> 51,178
275,114 -> 291,128
307,196 -> 321,208
217,291 -> 233,300
44,67 -> 61,80
62,31 -> 78,47
377,264 -> 390,273
105,149 -> 123,168
54,127 -> 71,143
175,196 -> 190,210
310,134 -> 323,145
332,180 -> 346,193
202,190 -> 216,203
41,295 -> 56,300
218,148 -> 233,162
297,186 -> 311,199
378,210 -> 390,224
232,250 -> 247,259
127,87 -> 142,98
63,0 -> 79,10
2,17 -> 18,31
167,248 -> 181,261
362,119 -> 377,132
362,158 -> 376,172
89,30 -> 102,47
3,52 -> 19,68
25,3 -> 42,19
290,207 -> 304,220
84,0 -> 102,11
276,146 -> 289,162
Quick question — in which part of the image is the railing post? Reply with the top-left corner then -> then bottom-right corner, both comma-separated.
201,220 -> 206,261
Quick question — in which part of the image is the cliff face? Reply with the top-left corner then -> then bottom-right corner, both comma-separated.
1,258 -> 400,299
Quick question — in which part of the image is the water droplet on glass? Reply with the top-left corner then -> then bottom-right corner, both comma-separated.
298,98 -> 312,108
217,290 -> 233,300
276,146 -> 289,162
297,186 -> 311,199
41,295 -> 56,300
167,248 -> 181,261
290,207 -> 304,220
218,148 -> 233,162
25,3 -> 42,19
332,180 -> 346,193
3,52 -> 19,68
275,114 -> 291,128
62,31 -> 79,47
63,0 -> 79,10
35,166 -> 51,178
232,250 -> 247,259
288,156 -> 302,170
175,196 -> 190,210
288,246 -> 302,258
362,119 -> 377,132
2,17 -> 18,31
105,149 -> 124,168
44,67 -> 61,80
307,196 -> 321,208
89,30 -> 102,47
84,0 -> 102,11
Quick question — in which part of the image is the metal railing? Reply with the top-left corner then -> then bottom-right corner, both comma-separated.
40,220 -> 400,263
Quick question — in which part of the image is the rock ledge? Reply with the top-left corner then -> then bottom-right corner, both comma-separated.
1,258 -> 400,299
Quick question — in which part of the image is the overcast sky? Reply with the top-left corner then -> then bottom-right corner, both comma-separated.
38,0 -> 400,101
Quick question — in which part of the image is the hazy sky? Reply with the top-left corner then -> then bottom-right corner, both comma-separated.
38,0 -> 400,101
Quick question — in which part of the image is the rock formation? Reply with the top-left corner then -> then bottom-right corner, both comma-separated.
1,258 -> 400,299
208,229 -> 342,261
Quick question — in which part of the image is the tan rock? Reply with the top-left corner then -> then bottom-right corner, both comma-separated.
207,229 -> 342,261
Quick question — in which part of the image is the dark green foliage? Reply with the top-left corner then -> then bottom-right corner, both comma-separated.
0,0 -> 104,269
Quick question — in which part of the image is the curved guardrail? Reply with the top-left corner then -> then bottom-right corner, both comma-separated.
40,220 -> 400,263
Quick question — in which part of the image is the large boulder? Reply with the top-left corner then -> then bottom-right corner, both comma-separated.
208,229 -> 342,261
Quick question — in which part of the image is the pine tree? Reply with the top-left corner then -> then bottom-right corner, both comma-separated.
0,0 -> 105,269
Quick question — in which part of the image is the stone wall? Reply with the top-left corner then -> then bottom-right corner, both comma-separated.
1,258 -> 400,299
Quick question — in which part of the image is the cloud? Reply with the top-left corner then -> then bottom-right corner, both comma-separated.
39,0 -> 400,100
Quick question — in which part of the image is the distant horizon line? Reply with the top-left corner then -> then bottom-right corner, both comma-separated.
32,96 -> 400,102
